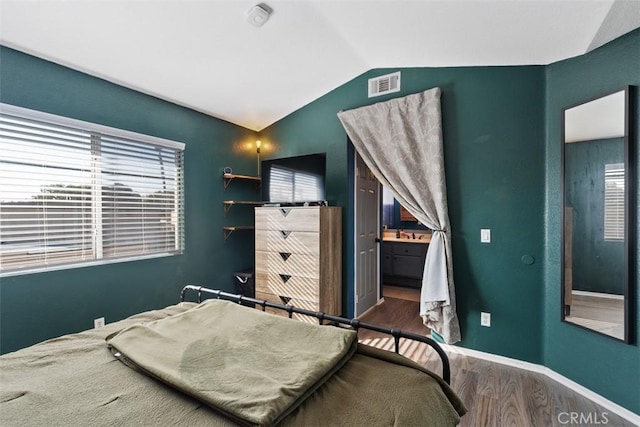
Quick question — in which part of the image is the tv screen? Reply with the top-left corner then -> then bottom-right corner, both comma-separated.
261,153 -> 326,203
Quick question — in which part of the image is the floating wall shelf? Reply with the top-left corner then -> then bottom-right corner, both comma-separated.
222,172 -> 260,239
223,226 -> 255,241
223,200 -> 263,215
223,173 -> 260,190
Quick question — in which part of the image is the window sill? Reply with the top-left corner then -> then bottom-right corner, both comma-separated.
0,251 -> 183,278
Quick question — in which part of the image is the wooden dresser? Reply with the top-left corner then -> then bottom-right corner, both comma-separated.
254,206 -> 342,321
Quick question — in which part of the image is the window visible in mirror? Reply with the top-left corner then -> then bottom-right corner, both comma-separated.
382,185 -> 395,227
604,163 -> 625,241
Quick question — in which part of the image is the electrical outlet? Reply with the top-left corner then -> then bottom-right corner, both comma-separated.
481,312 -> 491,327
94,317 -> 105,329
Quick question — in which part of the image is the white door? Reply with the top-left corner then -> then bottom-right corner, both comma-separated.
354,152 -> 380,317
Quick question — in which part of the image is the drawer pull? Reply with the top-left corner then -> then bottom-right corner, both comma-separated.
279,252 -> 292,261
279,208 -> 292,217
279,295 -> 292,305
280,230 -> 292,239
279,274 -> 292,283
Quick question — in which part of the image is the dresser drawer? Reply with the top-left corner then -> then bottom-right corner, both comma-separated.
255,207 -> 320,231
255,250 -> 319,278
255,290 -> 319,311
255,230 -> 319,255
255,271 -> 319,302
254,291 -> 289,318
255,290 -> 319,324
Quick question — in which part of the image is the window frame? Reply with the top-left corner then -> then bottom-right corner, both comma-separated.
0,103 -> 185,277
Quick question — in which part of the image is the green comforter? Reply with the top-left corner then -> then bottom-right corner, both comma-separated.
106,300 -> 357,426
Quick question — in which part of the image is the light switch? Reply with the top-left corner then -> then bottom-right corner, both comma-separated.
481,229 -> 491,243
481,312 -> 491,327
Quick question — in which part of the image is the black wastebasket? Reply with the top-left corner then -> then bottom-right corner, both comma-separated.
233,268 -> 254,307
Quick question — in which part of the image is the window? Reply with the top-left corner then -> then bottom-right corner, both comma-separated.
0,103 -> 185,276
269,166 -> 322,203
604,162 -> 624,241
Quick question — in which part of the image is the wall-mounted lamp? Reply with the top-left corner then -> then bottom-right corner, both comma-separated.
256,140 -> 262,175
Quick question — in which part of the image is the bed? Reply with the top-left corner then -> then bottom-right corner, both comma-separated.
0,285 -> 466,426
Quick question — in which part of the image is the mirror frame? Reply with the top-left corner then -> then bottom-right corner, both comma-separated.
561,86 -> 635,343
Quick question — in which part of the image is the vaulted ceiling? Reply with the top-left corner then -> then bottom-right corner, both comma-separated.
1,0 -> 639,131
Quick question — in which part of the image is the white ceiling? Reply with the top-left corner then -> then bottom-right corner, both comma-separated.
1,0 -> 639,131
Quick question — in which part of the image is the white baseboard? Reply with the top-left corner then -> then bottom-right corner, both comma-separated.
572,290 -> 624,300
356,297 -> 385,318
439,344 -> 640,425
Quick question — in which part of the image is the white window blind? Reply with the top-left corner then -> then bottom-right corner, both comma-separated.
269,166 -> 322,203
604,162 -> 624,241
0,103 -> 185,275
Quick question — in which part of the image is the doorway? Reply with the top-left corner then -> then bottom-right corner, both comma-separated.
353,152 -> 380,317
353,153 -> 427,316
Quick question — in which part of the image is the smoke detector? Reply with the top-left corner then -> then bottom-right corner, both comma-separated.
247,4 -> 271,27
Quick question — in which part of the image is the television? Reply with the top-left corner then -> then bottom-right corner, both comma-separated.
261,153 -> 326,204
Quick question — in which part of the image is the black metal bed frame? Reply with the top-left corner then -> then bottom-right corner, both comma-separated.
180,285 -> 451,384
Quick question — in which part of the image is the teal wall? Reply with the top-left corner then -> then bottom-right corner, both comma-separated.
544,28 -> 639,414
261,66 -> 547,363
0,46 -> 259,353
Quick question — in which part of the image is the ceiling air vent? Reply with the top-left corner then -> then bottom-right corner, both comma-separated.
368,71 -> 401,98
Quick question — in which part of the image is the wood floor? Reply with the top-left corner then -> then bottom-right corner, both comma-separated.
566,292 -> 624,340
358,288 -> 635,427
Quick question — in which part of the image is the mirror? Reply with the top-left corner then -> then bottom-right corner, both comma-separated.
382,186 -> 426,230
562,87 -> 632,343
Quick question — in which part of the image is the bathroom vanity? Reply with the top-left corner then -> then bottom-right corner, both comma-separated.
382,231 -> 430,289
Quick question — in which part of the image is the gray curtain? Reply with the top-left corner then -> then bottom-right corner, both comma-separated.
337,87 -> 461,344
